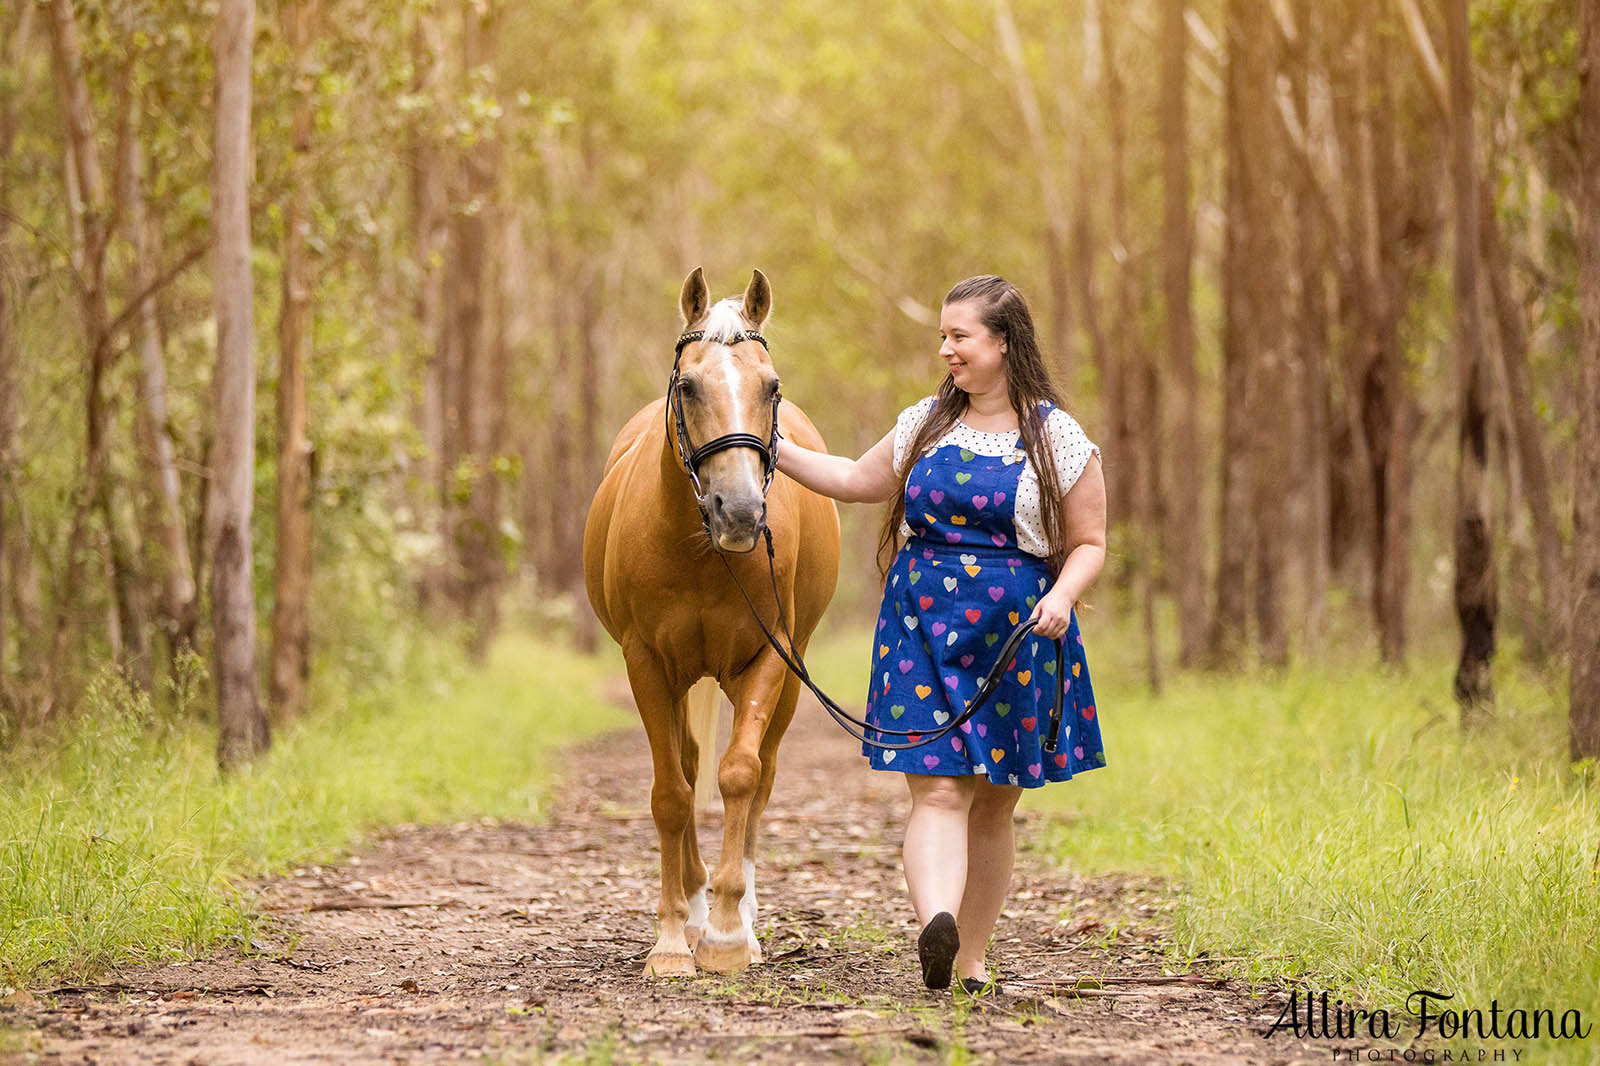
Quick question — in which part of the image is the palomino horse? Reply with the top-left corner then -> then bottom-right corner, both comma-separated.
582,268 -> 840,976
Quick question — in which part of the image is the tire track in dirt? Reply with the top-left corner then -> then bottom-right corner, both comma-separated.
6,687 -> 1327,1064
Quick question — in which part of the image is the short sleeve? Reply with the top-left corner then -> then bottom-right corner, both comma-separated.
892,396 -> 936,477
1045,409 -> 1100,496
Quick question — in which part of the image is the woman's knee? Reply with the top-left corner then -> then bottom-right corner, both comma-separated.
906,773 -> 976,814
968,782 -> 1023,824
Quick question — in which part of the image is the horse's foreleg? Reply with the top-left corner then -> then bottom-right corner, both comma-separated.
677,693 -> 713,950
738,670 -> 801,964
626,650 -> 697,978
695,651 -> 789,975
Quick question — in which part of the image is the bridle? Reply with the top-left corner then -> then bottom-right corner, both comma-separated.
666,328 -> 782,534
665,326 -> 1068,756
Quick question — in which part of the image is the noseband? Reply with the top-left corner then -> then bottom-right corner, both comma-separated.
666,328 -> 782,531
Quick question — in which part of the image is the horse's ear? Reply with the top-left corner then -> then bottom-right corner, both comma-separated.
743,269 -> 772,329
679,267 -> 710,326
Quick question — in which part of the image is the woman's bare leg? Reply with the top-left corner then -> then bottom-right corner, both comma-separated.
954,780 -> 1023,982
902,774 -> 977,922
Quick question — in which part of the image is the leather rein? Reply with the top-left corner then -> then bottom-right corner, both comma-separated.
667,328 -> 1067,755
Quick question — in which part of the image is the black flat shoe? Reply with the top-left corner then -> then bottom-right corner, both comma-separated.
917,912 -> 960,990
960,976 -> 1004,996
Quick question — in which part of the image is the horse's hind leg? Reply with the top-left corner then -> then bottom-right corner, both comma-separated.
625,648 -> 697,978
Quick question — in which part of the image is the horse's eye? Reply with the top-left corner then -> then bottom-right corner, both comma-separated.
677,377 -> 698,400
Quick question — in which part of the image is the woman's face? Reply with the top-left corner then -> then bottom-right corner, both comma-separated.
939,300 -> 1007,394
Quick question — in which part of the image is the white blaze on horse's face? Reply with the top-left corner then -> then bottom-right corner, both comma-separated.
677,273 -> 779,553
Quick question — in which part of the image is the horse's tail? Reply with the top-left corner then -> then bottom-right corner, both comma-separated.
686,677 -> 721,809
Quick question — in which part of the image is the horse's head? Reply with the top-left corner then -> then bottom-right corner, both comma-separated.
669,267 -> 781,553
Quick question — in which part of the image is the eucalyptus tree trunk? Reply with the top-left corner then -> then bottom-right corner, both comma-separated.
1208,0 -> 1255,665
1239,0 -> 1290,667
272,0 -> 320,723
1287,0 -> 1331,643
1570,0 -> 1600,762
1480,194 -> 1563,654
123,104 -> 199,664
0,0 -> 27,717
1349,10 -> 1412,665
1445,0 -> 1496,718
211,0 -> 269,769
993,0 -> 1072,381
45,0 -> 129,704
1072,1 -> 1109,449
1098,2 -> 1135,541
1397,0 -> 1562,657
409,9 -> 451,616
1161,0 -> 1205,668
452,0 -> 501,655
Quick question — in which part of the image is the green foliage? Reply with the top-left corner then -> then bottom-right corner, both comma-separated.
0,632 -> 629,986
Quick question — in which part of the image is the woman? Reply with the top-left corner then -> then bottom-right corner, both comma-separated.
775,274 -> 1108,995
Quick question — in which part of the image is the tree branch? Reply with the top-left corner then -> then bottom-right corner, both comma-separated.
1395,0 -> 1449,116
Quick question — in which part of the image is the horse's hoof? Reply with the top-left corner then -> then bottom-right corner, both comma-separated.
748,937 -> 763,964
643,951 -> 697,978
684,925 -> 701,951
693,929 -> 751,974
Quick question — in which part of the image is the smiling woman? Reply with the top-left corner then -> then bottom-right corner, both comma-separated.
775,274 -> 1107,995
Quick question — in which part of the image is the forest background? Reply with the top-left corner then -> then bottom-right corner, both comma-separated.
1,0 -> 1599,1059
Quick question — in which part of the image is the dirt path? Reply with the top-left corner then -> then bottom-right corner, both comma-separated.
6,689 -> 1326,1065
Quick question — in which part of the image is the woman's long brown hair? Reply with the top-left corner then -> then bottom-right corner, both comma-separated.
877,276 -> 1072,579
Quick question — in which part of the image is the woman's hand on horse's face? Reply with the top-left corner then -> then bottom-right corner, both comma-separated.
1029,587 -> 1074,640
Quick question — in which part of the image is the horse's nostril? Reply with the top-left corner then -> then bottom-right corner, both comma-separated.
712,493 -> 724,515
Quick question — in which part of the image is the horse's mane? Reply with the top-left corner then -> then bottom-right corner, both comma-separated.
702,297 -> 751,343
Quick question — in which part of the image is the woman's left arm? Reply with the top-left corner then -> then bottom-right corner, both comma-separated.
1027,455 -> 1107,639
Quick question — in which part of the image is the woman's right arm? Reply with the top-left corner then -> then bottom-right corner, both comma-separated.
777,428 -> 900,504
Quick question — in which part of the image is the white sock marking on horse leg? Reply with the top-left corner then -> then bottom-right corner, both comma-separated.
740,858 -> 759,951
695,921 -> 749,947
687,868 -> 710,930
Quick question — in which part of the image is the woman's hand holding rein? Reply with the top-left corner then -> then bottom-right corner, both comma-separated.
775,428 -> 901,504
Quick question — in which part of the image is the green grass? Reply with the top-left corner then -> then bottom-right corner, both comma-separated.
1021,639 -> 1599,1063
0,632 -> 630,987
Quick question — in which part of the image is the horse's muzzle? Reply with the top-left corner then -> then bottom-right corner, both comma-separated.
709,493 -> 765,553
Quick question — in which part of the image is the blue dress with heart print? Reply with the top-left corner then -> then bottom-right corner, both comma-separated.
863,401 -> 1106,787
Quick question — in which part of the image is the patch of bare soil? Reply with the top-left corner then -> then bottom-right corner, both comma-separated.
5,688 -> 1329,1065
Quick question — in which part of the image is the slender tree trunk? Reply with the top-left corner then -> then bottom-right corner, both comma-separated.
1161,0 -> 1205,667
123,103 -> 198,665
1353,11 -> 1411,665
993,0 -> 1072,380
0,1 -> 26,719
1099,2 -> 1136,540
452,0 -> 500,655
1397,0 -> 1563,653
1073,0 -> 1109,444
1445,0 -> 1496,718
1240,0 -> 1290,667
1479,195 -> 1563,653
271,0 -> 319,723
571,258 -> 603,653
1097,4 -> 1158,685
45,0 -> 121,707
1209,0 -> 1254,665
409,9 -> 450,616
1570,0 -> 1600,762
210,0 -> 269,769
1288,0 -> 1331,644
